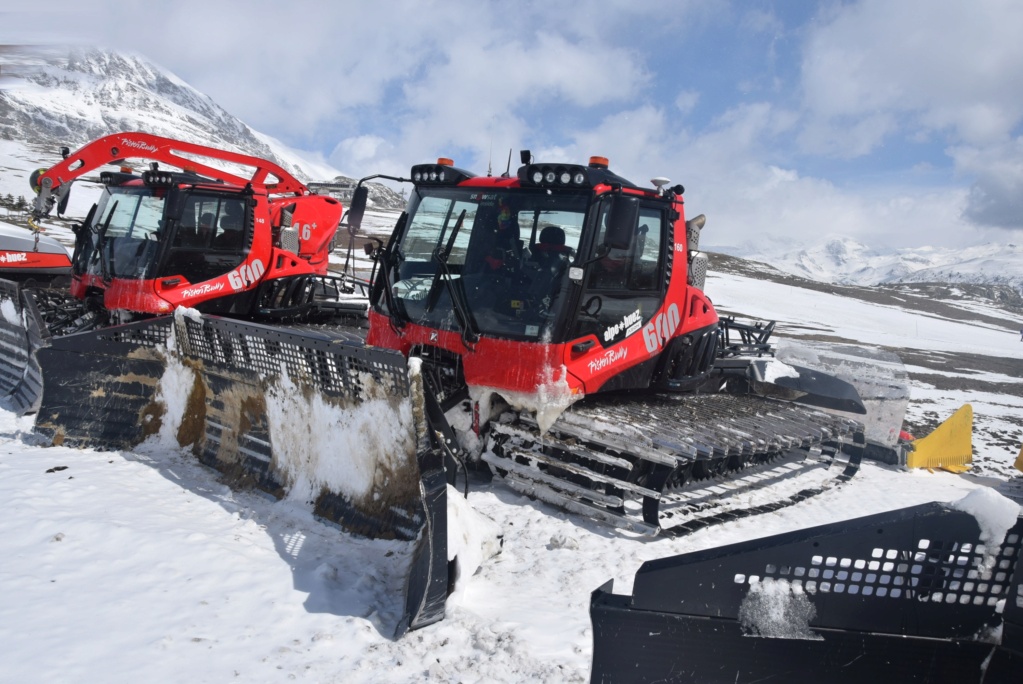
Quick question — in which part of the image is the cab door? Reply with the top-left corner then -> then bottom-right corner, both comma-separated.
162,192 -> 249,285
568,200 -> 668,391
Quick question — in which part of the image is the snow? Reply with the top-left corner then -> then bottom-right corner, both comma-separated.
0,399 -> 1009,682
717,236 -> 1023,296
2,52 -> 1022,676
950,487 -> 1022,553
1,296 -> 19,325
0,193 -> 1020,681
707,271 -> 1017,357
262,366 -> 417,504
738,578 -> 821,640
445,485 -> 502,607
759,357 -> 800,383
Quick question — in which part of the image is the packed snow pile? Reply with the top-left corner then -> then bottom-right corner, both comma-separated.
738,577 -> 823,640
950,487 -> 1022,573
446,485 -> 503,606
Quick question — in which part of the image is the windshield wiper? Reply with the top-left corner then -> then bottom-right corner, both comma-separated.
424,209 -> 479,348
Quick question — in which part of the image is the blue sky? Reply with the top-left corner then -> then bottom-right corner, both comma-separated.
4,0 -> 1023,250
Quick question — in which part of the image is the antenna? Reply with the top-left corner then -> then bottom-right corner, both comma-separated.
487,138 -> 493,177
503,149 -> 512,177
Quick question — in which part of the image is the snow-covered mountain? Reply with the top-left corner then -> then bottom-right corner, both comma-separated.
711,235 -> 1023,297
0,46 -> 404,208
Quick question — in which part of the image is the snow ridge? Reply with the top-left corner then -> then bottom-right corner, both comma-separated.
0,45 -> 405,206
711,235 -> 1023,295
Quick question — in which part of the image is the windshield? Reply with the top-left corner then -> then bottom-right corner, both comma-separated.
81,186 -> 166,280
388,187 -> 589,341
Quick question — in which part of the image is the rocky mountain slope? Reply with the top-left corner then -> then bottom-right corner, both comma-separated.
0,45 -> 403,207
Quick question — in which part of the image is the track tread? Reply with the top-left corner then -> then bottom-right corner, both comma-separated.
489,393 -> 864,536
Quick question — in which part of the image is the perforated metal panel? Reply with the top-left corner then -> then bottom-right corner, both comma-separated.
174,315 -> 407,400
279,226 -> 300,254
688,252 -> 708,290
733,531 -> 1023,609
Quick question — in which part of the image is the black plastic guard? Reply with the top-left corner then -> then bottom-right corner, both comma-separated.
393,362 -> 449,636
591,502 -> 1023,683
0,278 -> 47,414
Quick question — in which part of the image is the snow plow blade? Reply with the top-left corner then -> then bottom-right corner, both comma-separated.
2,286 -> 449,635
775,342 -> 910,462
906,404 -> 974,472
590,495 -> 1023,683
0,278 -> 46,415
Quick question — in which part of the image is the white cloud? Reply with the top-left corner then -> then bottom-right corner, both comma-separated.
5,0 -> 1023,247
796,0 -> 1023,233
951,137 -> 1023,229
674,90 -> 699,115
331,135 -> 389,167
800,0 -> 1023,150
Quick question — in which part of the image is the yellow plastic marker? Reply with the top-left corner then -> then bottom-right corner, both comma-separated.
1014,444 -> 1023,473
905,404 -> 973,472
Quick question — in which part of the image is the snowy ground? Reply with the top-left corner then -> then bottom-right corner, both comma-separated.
2,410 -> 1014,683
2,209 -> 1022,682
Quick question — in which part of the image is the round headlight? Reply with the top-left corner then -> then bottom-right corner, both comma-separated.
413,171 -> 422,182
559,171 -> 571,184
429,170 -> 438,181
531,170 -> 543,184
573,172 -> 586,185
544,170 -> 556,184
438,170 -> 446,182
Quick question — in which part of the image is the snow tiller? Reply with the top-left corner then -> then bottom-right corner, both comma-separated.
590,491 -> 1023,683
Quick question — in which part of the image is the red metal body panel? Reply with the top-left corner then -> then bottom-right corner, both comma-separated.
0,249 -> 71,272
367,310 -> 583,394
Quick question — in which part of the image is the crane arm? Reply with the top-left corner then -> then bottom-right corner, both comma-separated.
31,131 -> 309,218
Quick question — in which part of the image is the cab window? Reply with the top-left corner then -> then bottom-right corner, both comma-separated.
571,203 -> 666,345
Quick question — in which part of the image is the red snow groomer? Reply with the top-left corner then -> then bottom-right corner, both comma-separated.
353,152 -> 902,536
28,132 -> 356,324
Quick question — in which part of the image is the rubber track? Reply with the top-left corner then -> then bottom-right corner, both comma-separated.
488,393 -> 865,536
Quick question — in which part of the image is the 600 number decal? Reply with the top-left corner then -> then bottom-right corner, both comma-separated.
228,259 -> 266,290
642,303 -> 680,353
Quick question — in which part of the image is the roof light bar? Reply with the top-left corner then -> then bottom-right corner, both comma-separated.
410,162 -> 475,185
520,163 -> 593,188
142,170 -> 176,187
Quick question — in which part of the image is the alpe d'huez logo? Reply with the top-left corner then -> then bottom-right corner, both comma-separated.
603,308 -> 643,343
0,252 -> 28,263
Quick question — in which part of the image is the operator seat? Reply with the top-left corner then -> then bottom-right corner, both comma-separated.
531,225 -> 570,267
214,202 -> 245,250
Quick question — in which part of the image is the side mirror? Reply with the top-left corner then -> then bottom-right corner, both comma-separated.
346,185 -> 369,232
603,194 -> 639,250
